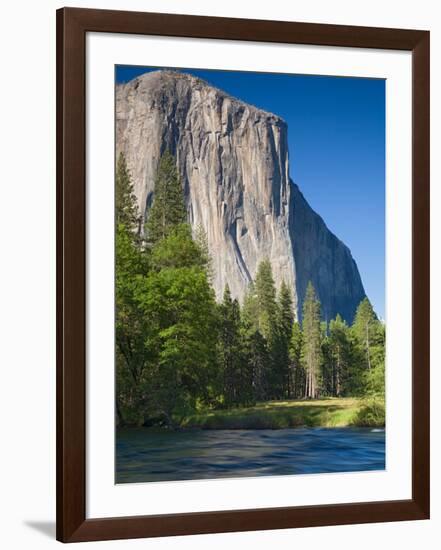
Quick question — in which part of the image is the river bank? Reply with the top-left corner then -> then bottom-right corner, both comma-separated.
179,397 -> 385,430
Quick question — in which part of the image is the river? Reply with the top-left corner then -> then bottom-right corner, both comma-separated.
116,427 -> 385,483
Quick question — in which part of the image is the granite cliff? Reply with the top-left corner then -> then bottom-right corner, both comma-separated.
116,70 -> 365,322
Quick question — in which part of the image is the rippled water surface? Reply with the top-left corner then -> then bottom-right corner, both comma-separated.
116,427 -> 385,483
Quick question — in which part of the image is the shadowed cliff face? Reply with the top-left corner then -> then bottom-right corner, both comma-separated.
289,183 -> 365,322
116,70 -> 366,322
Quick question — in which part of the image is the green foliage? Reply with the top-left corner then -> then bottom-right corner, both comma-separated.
116,152 -> 219,427
365,360 -> 385,397
352,297 -> 379,369
351,297 -> 385,397
218,286 -> 254,406
278,281 -> 294,336
269,281 -> 294,398
238,264 -> 279,401
327,315 -> 353,396
116,152 -> 140,232
289,321 -> 304,398
151,223 -> 206,271
353,397 -> 385,427
115,153 -> 386,426
254,259 -> 277,340
240,283 -> 269,401
301,282 -> 323,398
242,282 -> 259,331
135,262 -> 218,424
240,324 -> 269,402
194,223 -> 214,282
115,154 -> 150,426
145,151 -> 187,244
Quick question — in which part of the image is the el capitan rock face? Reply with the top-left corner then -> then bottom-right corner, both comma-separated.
116,70 -> 366,322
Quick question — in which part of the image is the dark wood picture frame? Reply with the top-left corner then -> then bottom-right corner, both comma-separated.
56,7 -> 430,543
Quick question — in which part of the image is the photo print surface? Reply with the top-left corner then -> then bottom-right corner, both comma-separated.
114,66 -> 385,484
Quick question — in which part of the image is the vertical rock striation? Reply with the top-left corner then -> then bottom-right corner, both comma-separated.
116,70 -> 366,322
288,183 -> 365,322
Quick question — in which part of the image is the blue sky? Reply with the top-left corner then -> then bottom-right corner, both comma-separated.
116,66 -> 385,319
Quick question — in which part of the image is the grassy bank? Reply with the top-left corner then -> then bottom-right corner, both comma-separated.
181,397 -> 385,430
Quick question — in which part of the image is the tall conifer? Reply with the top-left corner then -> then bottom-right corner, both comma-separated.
352,298 -> 377,370
115,153 -> 149,425
289,321 -> 303,398
301,282 -> 322,399
145,151 -> 186,244
219,285 -> 243,406
273,281 -> 294,398
116,152 -> 139,232
194,223 -> 214,281
254,260 -> 277,340
328,314 -> 351,396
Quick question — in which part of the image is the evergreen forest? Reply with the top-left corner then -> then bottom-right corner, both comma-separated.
116,152 -> 385,430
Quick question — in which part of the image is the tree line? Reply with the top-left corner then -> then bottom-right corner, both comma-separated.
116,151 -> 385,427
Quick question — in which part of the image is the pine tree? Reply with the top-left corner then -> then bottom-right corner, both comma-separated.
116,152 -> 139,232
151,224 -> 204,271
242,282 -> 259,332
273,281 -> 294,398
289,321 -> 303,398
136,230 -> 219,425
115,153 -> 150,425
241,282 -> 268,401
278,281 -> 294,337
137,155 -> 220,423
145,151 -> 186,244
352,299 -> 385,397
254,259 -> 278,340
241,324 -> 269,403
194,223 -> 214,282
147,227 -> 218,420
252,260 -> 281,398
301,281 -> 322,399
328,314 -> 351,396
320,323 -> 333,396
116,150 -> 222,427
115,226 -> 151,426
219,285 -> 243,406
352,298 -> 378,370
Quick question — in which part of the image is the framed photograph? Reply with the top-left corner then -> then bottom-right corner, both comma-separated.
56,7 -> 430,543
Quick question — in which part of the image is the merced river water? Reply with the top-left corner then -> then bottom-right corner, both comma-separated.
116,427 -> 385,483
